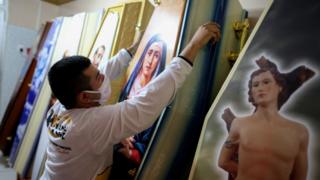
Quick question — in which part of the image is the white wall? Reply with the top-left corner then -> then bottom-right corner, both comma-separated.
239,0 -> 268,10
8,0 -> 39,30
38,1 -> 60,28
0,0 -> 7,123
0,0 -> 59,121
0,24 -> 37,121
8,0 -> 59,30
239,0 -> 269,25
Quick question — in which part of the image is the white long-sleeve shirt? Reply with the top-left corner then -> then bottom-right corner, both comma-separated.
41,49 -> 192,180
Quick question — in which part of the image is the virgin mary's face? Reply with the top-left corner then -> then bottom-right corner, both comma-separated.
251,71 -> 282,107
142,42 -> 163,78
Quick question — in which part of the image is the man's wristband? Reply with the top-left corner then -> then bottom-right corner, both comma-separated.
125,48 -> 133,58
178,55 -> 193,66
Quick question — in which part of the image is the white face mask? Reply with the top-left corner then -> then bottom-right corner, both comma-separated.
98,76 -> 111,105
83,76 -> 111,105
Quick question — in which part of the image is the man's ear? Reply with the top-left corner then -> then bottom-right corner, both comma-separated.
78,91 -> 90,104
77,91 -> 101,108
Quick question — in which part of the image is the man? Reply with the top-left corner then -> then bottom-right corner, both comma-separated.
41,22 -> 220,180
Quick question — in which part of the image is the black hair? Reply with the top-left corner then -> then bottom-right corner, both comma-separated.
48,56 -> 92,109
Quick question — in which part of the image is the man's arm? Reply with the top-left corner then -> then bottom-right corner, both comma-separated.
218,118 -> 240,177
290,126 -> 309,180
126,30 -> 144,56
90,22 -> 220,148
179,22 -> 220,63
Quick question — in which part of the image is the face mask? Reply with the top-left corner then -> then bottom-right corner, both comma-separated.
98,76 -> 111,105
83,76 -> 111,105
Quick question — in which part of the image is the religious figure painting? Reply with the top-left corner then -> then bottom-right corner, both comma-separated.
190,0 -> 320,179
110,34 -> 167,179
89,11 -> 119,67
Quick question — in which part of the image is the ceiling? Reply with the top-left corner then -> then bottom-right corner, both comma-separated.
41,0 -> 75,5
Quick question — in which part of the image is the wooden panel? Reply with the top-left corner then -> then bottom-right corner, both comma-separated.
108,2 -> 142,104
